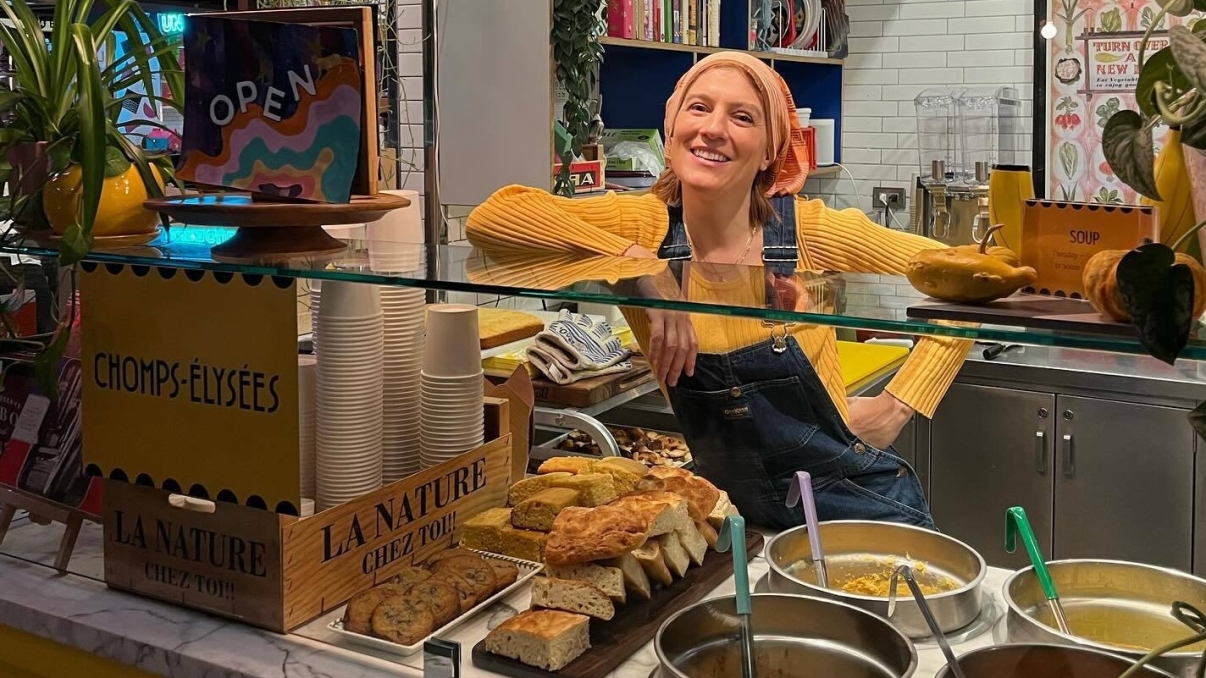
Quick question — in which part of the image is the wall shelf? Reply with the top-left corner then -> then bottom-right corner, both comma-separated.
599,36 -> 842,65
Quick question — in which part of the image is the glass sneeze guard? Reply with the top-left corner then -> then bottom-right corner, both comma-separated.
8,226 -> 1206,362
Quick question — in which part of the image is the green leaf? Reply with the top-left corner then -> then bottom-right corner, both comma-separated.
69,24 -> 105,248
1136,48 -> 1190,118
1183,115 -> 1206,150
103,145 -> 130,179
1190,401 -> 1206,445
58,222 -> 93,266
1101,7 -> 1123,32
46,139 -> 72,174
1193,17 -> 1206,35
1157,0 -> 1195,17
33,321 -> 71,402
1169,25 -> 1206,94
1102,110 -> 1162,201
1116,243 -> 1195,365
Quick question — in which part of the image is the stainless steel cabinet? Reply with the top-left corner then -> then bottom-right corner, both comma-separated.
1052,396 -> 1194,571
928,384 -> 1196,571
928,383 -> 1056,569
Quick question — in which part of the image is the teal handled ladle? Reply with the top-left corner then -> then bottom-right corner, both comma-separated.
718,515 -> 755,678
1005,506 -> 1071,634
786,470 -> 829,587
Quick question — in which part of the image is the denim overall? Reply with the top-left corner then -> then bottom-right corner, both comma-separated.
658,196 -> 935,530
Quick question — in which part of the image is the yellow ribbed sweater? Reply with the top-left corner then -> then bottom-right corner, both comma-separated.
466,186 -> 973,420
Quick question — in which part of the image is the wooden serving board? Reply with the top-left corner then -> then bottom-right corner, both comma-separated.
527,358 -> 655,408
471,531 -> 765,678
906,294 -> 1137,337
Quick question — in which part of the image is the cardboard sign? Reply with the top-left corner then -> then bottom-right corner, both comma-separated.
1083,31 -> 1170,94
79,264 -> 300,511
1021,200 -> 1158,298
103,427 -> 512,632
176,14 -> 364,203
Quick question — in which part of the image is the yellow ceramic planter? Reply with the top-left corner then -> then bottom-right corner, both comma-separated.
43,163 -> 163,237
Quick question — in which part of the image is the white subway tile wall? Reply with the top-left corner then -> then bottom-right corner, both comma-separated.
802,0 -> 1036,321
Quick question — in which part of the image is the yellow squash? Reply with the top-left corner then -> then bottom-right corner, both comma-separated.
907,224 -> 1037,304
1082,248 -> 1206,322
1142,129 -> 1200,260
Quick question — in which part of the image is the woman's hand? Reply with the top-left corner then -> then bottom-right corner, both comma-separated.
647,309 -> 697,387
847,391 -> 915,450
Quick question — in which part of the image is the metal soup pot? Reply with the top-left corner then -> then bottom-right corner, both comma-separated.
654,593 -> 917,678
765,521 -> 986,638
1004,559 -> 1206,678
934,643 -> 1178,678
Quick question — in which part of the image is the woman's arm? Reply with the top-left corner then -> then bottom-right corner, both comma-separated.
795,198 -> 973,419
466,185 -> 669,255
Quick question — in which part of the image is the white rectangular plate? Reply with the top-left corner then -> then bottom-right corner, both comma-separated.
327,550 -> 543,657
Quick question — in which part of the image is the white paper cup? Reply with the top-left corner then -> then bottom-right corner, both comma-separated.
319,281 -> 382,319
422,305 -> 481,377
367,190 -> 424,273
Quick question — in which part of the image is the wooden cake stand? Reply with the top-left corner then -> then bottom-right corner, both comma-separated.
144,193 -> 409,263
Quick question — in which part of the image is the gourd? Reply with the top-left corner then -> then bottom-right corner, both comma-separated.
907,224 -> 1037,304
1082,249 -> 1206,322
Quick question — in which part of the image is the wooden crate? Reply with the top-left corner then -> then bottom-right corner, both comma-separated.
102,398 -> 513,633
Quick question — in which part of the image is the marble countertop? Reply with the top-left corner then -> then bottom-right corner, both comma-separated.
0,516 -> 1012,678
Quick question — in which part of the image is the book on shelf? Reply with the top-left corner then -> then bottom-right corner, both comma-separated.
606,0 -> 720,47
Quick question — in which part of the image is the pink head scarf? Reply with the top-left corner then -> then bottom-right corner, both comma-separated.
663,51 -> 811,196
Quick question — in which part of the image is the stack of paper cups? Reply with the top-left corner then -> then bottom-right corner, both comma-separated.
366,189 -> 424,274
381,286 -> 426,482
298,354 -> 317,500
419,304 -> 485,469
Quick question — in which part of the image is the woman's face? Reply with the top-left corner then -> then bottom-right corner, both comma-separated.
667,67 -> 772,196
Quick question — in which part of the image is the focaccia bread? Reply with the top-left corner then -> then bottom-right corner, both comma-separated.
640,468 -> 721,524
544,505 -> 650,566
484,609 -> 590,671
530,576 -> 616,621
479,308 -> 545,349
675,523 -> 708,566
657,532 -> 690,578
546,562 -> 627,604
610,491 -> 690,536
583,458 -> 645,495
460,508 -> 548,562
547,473 -> 619,507
606,551 -> 652,600
632,540 -> 673,587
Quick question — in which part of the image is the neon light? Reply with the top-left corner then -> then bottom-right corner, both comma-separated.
157,13 -> 185,36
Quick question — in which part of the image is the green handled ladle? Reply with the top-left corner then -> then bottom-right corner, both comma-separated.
718,515 -> 755,678
1005,505 -> 1071,634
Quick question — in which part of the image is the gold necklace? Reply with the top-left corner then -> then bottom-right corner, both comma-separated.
683,223 -> 759,282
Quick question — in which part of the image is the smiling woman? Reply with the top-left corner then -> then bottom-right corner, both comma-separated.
466,51 -> 974,531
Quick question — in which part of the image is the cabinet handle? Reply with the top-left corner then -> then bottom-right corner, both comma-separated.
1035,431 -> 1047,475
1062,434 -> 1075,476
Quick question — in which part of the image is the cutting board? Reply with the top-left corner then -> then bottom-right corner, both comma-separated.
471,531 -> 764,678
517,358 -> 655,408
906,295 -> 1137,337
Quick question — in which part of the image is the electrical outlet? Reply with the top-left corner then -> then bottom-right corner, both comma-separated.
872,187 -> 906,207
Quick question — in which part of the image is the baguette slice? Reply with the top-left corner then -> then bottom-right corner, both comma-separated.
606,551 -> 652,601
508,472 -> 573,506
530,576 -> 616,621
484,609 -> 590,672
545,563 -> 626,604
658,532 -> 691,578
632,540 -> 673,587
676,523 -> 708,566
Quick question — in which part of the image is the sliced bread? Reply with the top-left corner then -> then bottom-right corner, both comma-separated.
548,473 -> 619,507
484,609 -> 590,672
675,523 -> 708,566
530,576 -> 616,621
508,472 -> 573,506
606,551 -> 652,601
708,490 -> 738,530
632,540 -> 673,587
511,487 -> 580,532
546,562 -> 627,604
537,456 -> 596,475
696,518 -> 719,549
658,532 -> 691,578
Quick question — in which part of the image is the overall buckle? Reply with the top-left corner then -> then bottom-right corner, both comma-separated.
761,321 -> 795,353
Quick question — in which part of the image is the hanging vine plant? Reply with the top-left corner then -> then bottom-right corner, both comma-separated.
551,0 -> 605,197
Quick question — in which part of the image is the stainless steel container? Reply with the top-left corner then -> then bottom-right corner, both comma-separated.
1004,560 -> 1206,678
765,521 -> 986,638
934,643 -> 1177,678
655,593 -> 917,678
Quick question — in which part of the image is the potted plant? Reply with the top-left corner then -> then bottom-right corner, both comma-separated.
1096,2 -> 1206,437
0,0 -> 183,264
551,0 -> 605,197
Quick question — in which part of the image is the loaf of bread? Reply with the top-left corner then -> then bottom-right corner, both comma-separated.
675,523 -> 708,566
484,609 -> 590,672
546,562 -> 627,604
538,456 -> 596,475
658,532 -> 690,578
478,308 -> 545,349
531,576 -> 616,621
548,473 -> 619,507
611,492 -> 689,536
632,540 -> 673,587
642,468 -> 722,524
606,552 -> 652,601
512,487 -> 580,532
589,456 -> 649,478
696,518 -> 719,549
709,489 -> 739,530
544,505 -> 650,566
509,472 -> 573,506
